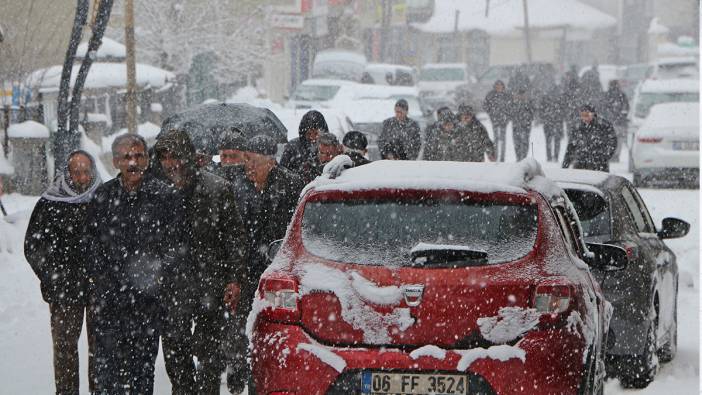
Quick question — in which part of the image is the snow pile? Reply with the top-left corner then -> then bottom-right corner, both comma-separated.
297,343 -> 347,373
409,345 -> 447,360
477,307 -> 541,344
7,121 -> 50,139
27,63 -> 175,93
455,345 -> 526,371
298,263 -> 413,344
76,37 -> 126,60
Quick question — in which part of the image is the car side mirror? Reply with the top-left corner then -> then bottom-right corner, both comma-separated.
657,217 -> 690,239
266,239 -> 284,262
585,243 -> 628,271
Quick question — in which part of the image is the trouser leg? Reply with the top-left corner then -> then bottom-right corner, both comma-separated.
544,126 -> 554,162
162,306 -> 196,395
50,303 -> 84,395
124,327 -> 160,395
513,126 -> 531,161
193,307 -> 228,395
86,305 -> 97,393
92,325 -> 121,394
226,312 -> 250,395
495,124 -> 507,162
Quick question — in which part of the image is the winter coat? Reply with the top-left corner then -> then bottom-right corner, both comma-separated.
562,116 -> 618,172
378,117 -> 422,160
459,120 -> 496,162
85,175 -> 179,332
25,199 -> 91,305
603,88 -> 629,126
346,152 -> 372,167
511,97 -> 535,129
483,90 -> 512,126
280,137 -> 320,184
539,87 -> 565,129
177,170 -> 249,312
424,121 -> 494,162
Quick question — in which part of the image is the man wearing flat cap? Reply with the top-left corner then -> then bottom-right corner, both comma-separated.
378,98 -> 422,160
153,129 -> 249,394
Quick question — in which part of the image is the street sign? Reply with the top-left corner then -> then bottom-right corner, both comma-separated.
271,13 -> 305,30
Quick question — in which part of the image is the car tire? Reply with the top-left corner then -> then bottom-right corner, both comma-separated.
658,291 -> 678,363
620,312 -> 659,389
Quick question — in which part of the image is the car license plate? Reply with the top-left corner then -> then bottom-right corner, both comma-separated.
673,141 -> 699,150
361,371 -> 468,394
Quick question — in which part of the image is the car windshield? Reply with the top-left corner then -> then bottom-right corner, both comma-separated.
420,68 -> 465,82
564,189 -> 611,238
301,199 -> 538,266
291,84 -> 341,102
635,92 -> 699,118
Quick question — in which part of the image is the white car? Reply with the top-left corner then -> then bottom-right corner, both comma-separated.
363,63 -> 417,86
627,79 -> 699,152
631,102 -> 699,187
311,49 -> 367,81
650,57 -> 699,80
418,63 -> 471,108
286,79 -> 359,109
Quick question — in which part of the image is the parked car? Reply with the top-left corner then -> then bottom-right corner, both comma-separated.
286,79 -> 359,109
545,168 -> 690,388
627,78 -> 699,151
650,57 -> 699,80
248,159 -> 627,395
312,49 -> 368,81
455,62 -> 557,111
630,102 -> 699,187
363,63 -> 417,86
418,63 -> 472,110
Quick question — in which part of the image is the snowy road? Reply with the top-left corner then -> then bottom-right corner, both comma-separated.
0,124 -> 698,394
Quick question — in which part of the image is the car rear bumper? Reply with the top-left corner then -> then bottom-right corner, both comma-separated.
250,321 -> 588,395
632,144 -> 699,169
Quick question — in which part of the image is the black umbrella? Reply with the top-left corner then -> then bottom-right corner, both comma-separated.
159,102 -> 288,153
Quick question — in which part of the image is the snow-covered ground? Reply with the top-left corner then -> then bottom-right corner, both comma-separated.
0,122 -> 697,394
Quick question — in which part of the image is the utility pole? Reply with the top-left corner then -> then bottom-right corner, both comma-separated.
124,0 -> 137,134
380,0 -> 391,62
522,0 -> 533,63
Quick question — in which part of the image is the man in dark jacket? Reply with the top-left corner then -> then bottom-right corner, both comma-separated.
602,80 -> 629,162
342,131 -> 371,167
511,89 -> 535,161
540,84 -> 565,162
483,80 -> 512,161
562,104 -> 618,172
85,134 -> 177,395
153,129 -> 249,395
378,99 -> 421,160
456,104 -> 496,162
424,111 -> 463,161
281,110 -> 326,184
25,150 -> 101,395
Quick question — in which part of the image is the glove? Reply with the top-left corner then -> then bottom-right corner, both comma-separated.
322,155 -> 353,179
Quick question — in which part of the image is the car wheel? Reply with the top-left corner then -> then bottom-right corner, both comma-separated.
658,291 -> 678,363
620,311 -> 659,389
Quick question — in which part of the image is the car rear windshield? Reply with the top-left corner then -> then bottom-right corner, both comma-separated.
564,189 -> 611,238
635,92 -> 699,118
420,68 -> 465,82
301,199 -> 538,266
292,85 -> 341,101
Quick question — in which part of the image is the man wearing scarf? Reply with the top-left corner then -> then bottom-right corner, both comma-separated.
25,150 -> 102,395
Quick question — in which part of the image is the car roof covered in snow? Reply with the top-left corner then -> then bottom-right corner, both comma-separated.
639,79 -> 699,93
307,158 -> 564,198
300,78 -> 359,87
543,168 -> 625,189
643,102 -> 700,129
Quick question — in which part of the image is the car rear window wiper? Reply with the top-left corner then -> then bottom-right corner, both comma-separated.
409,243 -> 488,267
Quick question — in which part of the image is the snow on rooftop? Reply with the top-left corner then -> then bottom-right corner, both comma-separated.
639,78 -> 699,93
7,121 -> 50,139
27,62 -> 175,93
308,158 -> 561,198
414,0 -> 616,36
76,37 -> 126,60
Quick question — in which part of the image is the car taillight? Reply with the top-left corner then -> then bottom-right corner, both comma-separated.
637,136 -> 662,143
258,276 -> 300,323
534,284 -> 573,315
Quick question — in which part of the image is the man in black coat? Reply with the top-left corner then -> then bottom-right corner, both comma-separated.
456,104 -> 496,162
511,89 -> 535,161
153,129 -> 249,395
280,109 -> 326,184
85,134 -> 177,395
540,84 -> 565,162
562,104 -> 618,172
25,150 -> 102,395
602,80 -> 630,162
483,80 -> 512,161
378,99 -> 421,160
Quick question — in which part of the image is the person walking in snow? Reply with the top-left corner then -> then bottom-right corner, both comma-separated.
483,80 -> 512,161
562,104 -> 618,172
379,99 -> 422,160
153,129 -> 249,395
281,110 -> 326,184
456,104 -> 496,162
602,80 -> 630,162
510,89 -> 536,161
85,134 -> 177,394
540,84 -> 565,162
25,150 -> 102,395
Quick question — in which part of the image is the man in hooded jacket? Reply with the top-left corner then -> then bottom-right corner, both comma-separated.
153,129 -> 249,395
281,110 -> 326,184
85,134 -> 178,394
483,80 -> 511,161
25,150 -> 102,395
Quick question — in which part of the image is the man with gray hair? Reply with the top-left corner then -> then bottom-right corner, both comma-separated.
85,133 -> 179,394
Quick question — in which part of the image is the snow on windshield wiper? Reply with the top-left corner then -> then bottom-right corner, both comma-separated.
409,242 -> 488,267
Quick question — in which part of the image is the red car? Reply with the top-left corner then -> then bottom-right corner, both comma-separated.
247,159 -> 627,395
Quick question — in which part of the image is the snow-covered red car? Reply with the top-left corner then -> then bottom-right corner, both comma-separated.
247,159 -> 627,395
